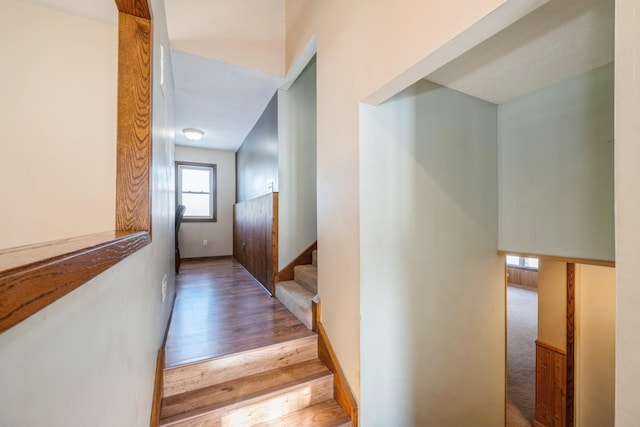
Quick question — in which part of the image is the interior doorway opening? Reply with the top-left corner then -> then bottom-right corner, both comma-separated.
506,255 -> 539,425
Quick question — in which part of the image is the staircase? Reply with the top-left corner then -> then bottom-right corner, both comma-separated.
275,249 -> 318,329
159,306 -> 351,426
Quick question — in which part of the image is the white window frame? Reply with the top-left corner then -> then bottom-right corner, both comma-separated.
175,161 -> 217,222
506,255 -> 539,270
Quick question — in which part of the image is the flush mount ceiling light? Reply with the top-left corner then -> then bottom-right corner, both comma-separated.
183,128 -> 204,141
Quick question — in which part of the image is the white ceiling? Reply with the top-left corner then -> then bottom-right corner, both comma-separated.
165,0 -> 285,77
18,0 -> 615,150
172,50 -> 283,151
165,0 -> 286,152
17,0 -> 117,25
19,0 -> 285,153
427,0 -> 614,105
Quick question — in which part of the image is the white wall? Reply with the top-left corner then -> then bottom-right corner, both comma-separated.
498,64 -> 615,262
614,0 -> 640,422
175,146 -> 235,258
575,264 -> 615,427
277,58 -> 317,270
0,0 -> 116,249
285,0 -> 530,399
0,0 -> 176,425
537,259 -> 567,350
360,80 -> 504,425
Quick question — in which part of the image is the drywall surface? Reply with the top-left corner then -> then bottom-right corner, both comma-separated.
175,146 -> 235,257
236,92 -> 279,202
575,264 -> 615,427
285,0 -> 530,400
498,63 -> 614,262
0,1 -> 176,425
537,259 -> 567,350
360,80 -> 503,425
615,0 -> 640,423
278,58 -> 317,270
0,0 -> 116,249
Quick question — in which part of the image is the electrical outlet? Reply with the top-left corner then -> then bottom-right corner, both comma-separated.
203,239 -> 208,246
161,275 -> 167,302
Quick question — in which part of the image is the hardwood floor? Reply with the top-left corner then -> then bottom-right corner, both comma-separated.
165,257 -> 315,368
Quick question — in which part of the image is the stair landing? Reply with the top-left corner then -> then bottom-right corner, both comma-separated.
165,257 -> 314,367
163,257 -> 351,426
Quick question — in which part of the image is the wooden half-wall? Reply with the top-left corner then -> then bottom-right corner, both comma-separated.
507,266 -> 538,290
535,340 -> 567,427
233,192 -> 278,294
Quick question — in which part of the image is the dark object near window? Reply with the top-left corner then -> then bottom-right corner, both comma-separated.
175,204 -> 186,274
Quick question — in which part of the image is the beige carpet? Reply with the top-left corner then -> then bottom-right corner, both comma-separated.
507,399 -> 532,427
507,286 -> 537,422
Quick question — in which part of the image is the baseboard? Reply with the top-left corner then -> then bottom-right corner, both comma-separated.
275,241 -> 317,283
182,255 -> 232,262
151,291 -> 176,426
317,322 -> 358,427
149,348 -> 164,427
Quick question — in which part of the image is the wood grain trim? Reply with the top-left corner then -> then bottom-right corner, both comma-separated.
0,231 -> 150,334
497,250 -> 614,268
535,340 -> 567,355
233,193 -> 278,294
535,340 -> 567,427
272,192 -> 279,288
507,267 -> 538,290
311,295 -> 321,333
0,2 -> 154,335
503,261 -> 508,426
275,241 -> 318,283
116,11 -> 152,233
115,0 -> 151,19
149,348 -> 164,427
152,291 -> 176,426
566,263 -> 576,427
317,322 -> 358,426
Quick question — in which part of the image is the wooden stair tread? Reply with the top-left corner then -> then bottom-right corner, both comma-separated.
163,334 -> 318,398
253,400 -> 352,427
160,359 -> 333,423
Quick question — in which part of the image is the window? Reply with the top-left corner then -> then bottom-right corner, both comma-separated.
506,255 -> 539,270
176,162 -> 217,222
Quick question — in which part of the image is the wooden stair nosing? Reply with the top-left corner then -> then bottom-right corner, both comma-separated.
163,334 -> 318,397
253,399 -> 352,427
160,359 -> 332,419
159,372 -> 335,426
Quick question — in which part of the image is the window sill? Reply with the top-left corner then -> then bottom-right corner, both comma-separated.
0,230 -> 151,334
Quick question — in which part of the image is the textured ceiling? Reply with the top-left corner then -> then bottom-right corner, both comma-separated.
172,50 -> 283,151
427,0 -> 614,104
165,0 -> 287,152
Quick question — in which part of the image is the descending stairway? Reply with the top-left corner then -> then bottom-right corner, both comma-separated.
275,249 -> 318,329
159,321 -> 351,426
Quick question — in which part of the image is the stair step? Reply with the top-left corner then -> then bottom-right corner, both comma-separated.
160,359 -> 335,426
254,400 -> 352,427
294,264 -> 318,294
163,335 -> 318,398
312,249 -> 318,267
275,281 -> 315,329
